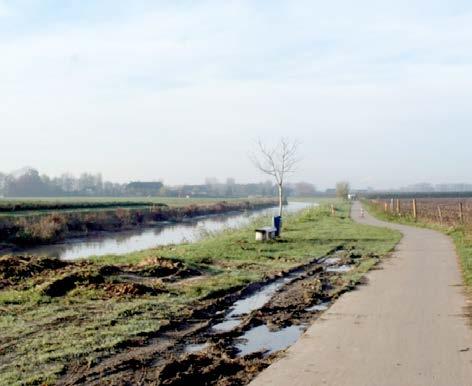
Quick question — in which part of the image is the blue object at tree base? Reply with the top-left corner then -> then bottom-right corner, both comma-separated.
273,216 -> 282,236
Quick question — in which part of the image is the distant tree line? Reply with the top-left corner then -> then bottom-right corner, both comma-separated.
164,178 -> 317,198
0,168 -> 317,198
0,168 -> 163,197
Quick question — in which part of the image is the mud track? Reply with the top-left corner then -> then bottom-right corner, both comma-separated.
58,248 -> 374,386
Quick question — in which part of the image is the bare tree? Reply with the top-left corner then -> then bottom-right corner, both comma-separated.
251,138 -> 300,218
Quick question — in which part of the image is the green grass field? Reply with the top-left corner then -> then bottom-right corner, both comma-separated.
0,197 -> 250,217
0,196 -> 245,205
0,201 -> 400,385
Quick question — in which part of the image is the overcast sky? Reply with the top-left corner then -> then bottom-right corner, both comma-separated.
1,1 -> 471,189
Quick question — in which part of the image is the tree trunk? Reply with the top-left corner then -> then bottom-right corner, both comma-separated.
278,184 -> 283,217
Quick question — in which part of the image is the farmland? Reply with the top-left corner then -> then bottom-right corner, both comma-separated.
367,197 -> 472,226
0,197 -> 251,216
0,202 -> 400,385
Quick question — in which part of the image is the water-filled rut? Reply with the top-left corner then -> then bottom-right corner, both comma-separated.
59,248 -> 367,386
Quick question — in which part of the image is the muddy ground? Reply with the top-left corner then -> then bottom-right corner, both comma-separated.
43,248 -> 374,386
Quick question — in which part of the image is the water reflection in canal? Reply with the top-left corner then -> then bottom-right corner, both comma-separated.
16,202 -> 314,260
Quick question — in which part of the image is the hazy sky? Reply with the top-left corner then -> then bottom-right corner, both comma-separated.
1,1 -> 471,189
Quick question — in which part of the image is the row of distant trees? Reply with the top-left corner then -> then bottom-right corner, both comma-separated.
0,168 -> 317,198
0,168 -> 141,197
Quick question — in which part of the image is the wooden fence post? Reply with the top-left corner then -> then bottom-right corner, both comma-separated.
396,199 -> 400,215
437,206 -> 443,225
384,202 -> 388,212
331,204 -> 335,216
412,199 -> 417,220
459,202 -> 464,224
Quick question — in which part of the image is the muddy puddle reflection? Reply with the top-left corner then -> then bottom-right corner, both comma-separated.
184,343 -> 209,354
183,249 -> 358,358
235,325 -> 305,356
212,276 -> 295,333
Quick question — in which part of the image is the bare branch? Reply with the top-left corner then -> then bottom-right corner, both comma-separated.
250,137 -> 300,218
251,137 -> 300,186
250,140 -> 282,182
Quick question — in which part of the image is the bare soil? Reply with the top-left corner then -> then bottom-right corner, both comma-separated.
55,249 -> 372,386
0,255 -> 193,296
0,255 -> 67,288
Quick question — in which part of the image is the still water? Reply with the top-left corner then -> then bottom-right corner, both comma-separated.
16,201 -> 313,260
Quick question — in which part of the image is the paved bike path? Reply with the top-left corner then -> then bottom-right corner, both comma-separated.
250,201 -> 472,386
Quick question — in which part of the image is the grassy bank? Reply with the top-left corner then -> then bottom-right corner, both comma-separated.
364,200 -> 472,288
0,202 -> 400,385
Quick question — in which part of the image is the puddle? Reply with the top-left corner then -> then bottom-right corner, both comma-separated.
305,302 -> 330,312
184,343 -> 209,354
212,320 -> 242,333
212,276 -> 296,333
324,257 -> 341,265
228,278 -> 292,317
202,250 -> 352,359
235,325 -> 305,357
326,265 -> 353,273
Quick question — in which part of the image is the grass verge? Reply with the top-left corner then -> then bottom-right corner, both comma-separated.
0,201 -> 400,385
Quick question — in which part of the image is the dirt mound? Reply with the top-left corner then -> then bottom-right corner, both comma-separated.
41,271 -> 105,297
98,265 -> 122,276
40,267 -> 168,297
132,257 -> 187,277
103,282 -> 165,297
0,279 -> 11,289
0,255 -> 68,285
137,256 -> 184,268
158,351 -> 271,386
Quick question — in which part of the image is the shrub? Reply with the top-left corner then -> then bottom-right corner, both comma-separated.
14,214 -> 68,244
